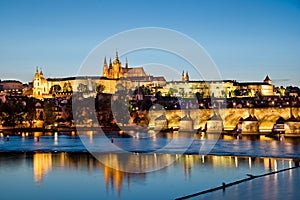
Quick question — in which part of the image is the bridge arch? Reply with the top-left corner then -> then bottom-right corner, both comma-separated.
258,114 -> 283,131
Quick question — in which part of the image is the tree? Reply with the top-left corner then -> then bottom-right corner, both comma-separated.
155,91 -> 162,100
234,89 -> 242,97
0,100 -> 25,126
111,90 -> 131,126
221,90 -> 227,98
115,83 -> 125,92
77,83 -> 88,93
67,83 -> 73,93
25,98 -> 36,127
96,84 -> 105,94
168,88 -> 178,97
50,84 -> 61,94
63,82 -> 73,93
275,86 -> 285,96
285,86 -> 300,96
62,82 -> 73,93
63,98 -> 73,125
43,100 -> 57,125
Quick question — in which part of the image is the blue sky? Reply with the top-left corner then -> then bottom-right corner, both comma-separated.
0,0 -> 299,86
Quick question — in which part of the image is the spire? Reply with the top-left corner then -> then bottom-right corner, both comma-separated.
115,49 -> 119,60
102,57 -> 108,77
34,66 -> 39,79
39,68 -> 44,79
104,56 -> 107,65
126,57 -> 128,68
264,75 -> 272,85
185,71 -> 189,82
109,58 -> 112,69
182,70 -> 185,82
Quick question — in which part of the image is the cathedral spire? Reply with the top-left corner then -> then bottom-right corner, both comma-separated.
109,58 -> 112,69
126,57 -> 128,68
185,71 -> 189,82
115,49 -> 119,60
182,70 -> 185,82
102,57 -> 108,77
104,56 -> 107,65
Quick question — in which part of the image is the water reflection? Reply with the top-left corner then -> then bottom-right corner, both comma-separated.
0,152 -> 299,199
33,153 -> 52,183
27,152 -> 298,192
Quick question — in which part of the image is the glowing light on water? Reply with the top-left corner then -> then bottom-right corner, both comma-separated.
54,132 -> 58,145
248,157 -> 252,168
88,131 -> 93,143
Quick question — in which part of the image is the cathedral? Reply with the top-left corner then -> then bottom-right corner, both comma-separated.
102,51 -> 148,79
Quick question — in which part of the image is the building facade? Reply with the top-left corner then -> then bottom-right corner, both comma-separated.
160,75 -> 274,98
32,51 -> 166,99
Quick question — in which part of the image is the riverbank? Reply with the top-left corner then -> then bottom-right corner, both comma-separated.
1,126 -> 300,138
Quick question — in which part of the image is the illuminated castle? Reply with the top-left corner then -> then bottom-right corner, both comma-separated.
32,50 -> 166,99
102,51 -> 148,79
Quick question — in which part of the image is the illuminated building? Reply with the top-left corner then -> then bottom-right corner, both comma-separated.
161,75 -> 274,98
32,50 -> 166,99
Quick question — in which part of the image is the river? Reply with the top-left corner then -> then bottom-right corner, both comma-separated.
0,132 -> 299,199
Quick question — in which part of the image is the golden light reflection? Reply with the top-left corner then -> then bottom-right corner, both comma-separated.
235,156 -> 238,167
263,158 -> 280,171
34,132 -> 43,137
95,153 -> 176,173
88,131 -> 94,143
54,132 -> 58,145
33,153 -> 52,183
104,165 -> 127,196
259,135 -> 274,141
28,152 -> 296,196
248,157 -> 252,168
209,156 -> 235,168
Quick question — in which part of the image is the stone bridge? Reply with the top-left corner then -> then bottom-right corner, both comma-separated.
148,107 -> 299,132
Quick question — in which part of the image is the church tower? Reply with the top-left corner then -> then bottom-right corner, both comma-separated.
182,70 -> 185,82
102,57 -> 108,77
39,68 -> 44,79
264,75 -> 272,85
33,67 -> 48,99
185,71 -> 189,82
112,50 -> 122,79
